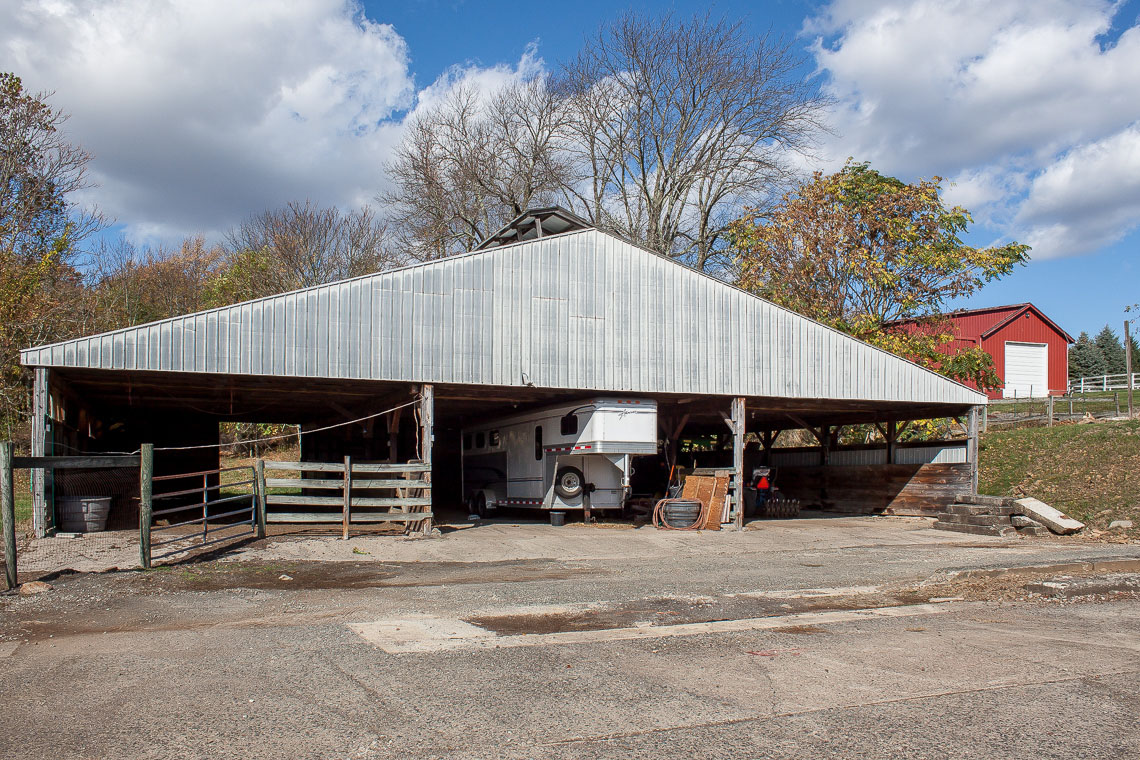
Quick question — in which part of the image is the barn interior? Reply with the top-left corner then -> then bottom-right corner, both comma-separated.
36,365 -> 978,532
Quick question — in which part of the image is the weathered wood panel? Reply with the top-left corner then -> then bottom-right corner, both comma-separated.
776,463 -> 971,515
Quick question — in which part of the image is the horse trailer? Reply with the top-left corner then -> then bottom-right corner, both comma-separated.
462,398 -> 658,519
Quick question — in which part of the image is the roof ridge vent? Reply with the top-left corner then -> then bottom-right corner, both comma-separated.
473,206 -> 593,251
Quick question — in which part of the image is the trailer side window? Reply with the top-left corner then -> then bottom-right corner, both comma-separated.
534,426 -> 543,461
463,433 -> 472,451
489,430 -> 500,447
560,412 -> 578,436
475,431 -> 485,449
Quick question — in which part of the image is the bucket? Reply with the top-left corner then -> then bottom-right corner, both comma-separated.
58,496 -> 112,532
662,499 -> 703,528
550,511 -> 566,527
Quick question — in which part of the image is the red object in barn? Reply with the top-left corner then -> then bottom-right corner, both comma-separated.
889,303 -> 1073,400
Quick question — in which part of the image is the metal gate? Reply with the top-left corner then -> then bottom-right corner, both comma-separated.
146,462 -> 261,564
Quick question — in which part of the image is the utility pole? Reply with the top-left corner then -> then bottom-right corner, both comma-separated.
1126,320 -> 1134,419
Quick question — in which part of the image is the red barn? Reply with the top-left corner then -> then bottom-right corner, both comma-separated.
892,303 -> 1073,399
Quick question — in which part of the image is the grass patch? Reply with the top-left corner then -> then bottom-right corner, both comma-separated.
14,493 -> 32,523
979,418 -> 1140,527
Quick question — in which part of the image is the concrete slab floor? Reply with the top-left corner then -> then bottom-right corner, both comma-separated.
0,518 -> 1138,759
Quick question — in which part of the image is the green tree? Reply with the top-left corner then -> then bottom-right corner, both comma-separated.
1068,331 -> 1106,381
729,160 -> 1029,389
1093,324 -> 1127,374
0,72 -> 105,439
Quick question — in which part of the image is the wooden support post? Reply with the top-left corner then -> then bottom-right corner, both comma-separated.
982,406 -> 988,433
342,455 -> 352,540
139,443 -> 153,569
731,397 -> 745,531
2,442 -> 17,590
387,407 -> 402,462
1114,392 -> 1120,418
419,385 -> 434,535
820,426 -> 831,466
31,367 -> 48,538
762,430 -> 774,466
255,459 -> 267,539
886,420 -> 897,464
967,407 -> 980,496
1047,395 -> 1054,427
1127,320 -> 1135,419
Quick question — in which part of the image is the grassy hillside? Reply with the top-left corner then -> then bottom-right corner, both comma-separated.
979,419 -> 1140,527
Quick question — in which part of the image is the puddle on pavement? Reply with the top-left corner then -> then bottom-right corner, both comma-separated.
465,592 -> 931,636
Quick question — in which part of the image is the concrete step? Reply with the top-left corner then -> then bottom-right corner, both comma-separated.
954,493 -> 1017,509
945,503 -> 1014,517
935,513 -> 1013,527
933,520 -> 1018,537
1015,525 -> 1053,537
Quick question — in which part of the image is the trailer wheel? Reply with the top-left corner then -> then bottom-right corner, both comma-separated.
554,467 -> 585,499
474,492 -> 488,518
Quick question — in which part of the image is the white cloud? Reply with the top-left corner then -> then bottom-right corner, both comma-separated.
1017,124 -> 1140,258
412,41 -> 545,116
1,0 -> 415,242
806,0 -> 1140,259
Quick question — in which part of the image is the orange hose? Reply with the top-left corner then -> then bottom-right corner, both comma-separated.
652,497 -> 709,531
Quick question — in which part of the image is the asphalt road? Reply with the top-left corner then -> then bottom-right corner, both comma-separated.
1,518 -> 1138,759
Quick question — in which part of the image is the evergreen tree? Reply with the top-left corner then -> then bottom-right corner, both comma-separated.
1094,325 -> 1127,374
1068,331 -> 1106,380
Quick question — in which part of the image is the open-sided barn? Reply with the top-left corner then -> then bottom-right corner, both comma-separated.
20,208 -> 986,538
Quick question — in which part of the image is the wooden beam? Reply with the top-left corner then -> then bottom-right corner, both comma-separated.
32,367 -> 48,537
886,420 -> 897,465
140,443 -> 153,569
967,406 -> 980,495
418,384 -> 434,535
342,455 -> 352,540
732,397 -> 746,531
13,456 -> 141,470
255,458 -> 267,540
1,442 -> 16,590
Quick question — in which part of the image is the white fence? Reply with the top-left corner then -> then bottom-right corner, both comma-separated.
1068,373 -> 1140,393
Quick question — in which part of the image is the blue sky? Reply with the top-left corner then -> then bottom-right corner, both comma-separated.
2,0 -> 1137,338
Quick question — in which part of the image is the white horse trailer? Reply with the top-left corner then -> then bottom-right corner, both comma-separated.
462,398 -> 658,520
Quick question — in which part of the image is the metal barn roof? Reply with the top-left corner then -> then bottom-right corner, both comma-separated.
21,228 -> 985,406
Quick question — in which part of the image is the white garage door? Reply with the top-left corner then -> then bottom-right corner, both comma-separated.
1004,342 -> 1049,398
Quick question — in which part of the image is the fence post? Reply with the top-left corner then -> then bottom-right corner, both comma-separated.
1115,392 -> 1120,418
2,442 -> 16,590
140,443 -> 153,569
255,459 -> 267,539
1047,395 -> 1054,427
342,455 -> 351,541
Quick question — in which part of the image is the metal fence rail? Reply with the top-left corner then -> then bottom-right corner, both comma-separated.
259,458 -> 432,538
148,464 -> 258,562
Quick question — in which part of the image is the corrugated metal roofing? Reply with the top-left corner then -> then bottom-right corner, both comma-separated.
20,229 -> 985,405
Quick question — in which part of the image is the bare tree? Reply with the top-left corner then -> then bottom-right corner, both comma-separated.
89,235 -> 225,329
221,201 -> 393,301
558,13 -> 827,273
382,77 -> 578,260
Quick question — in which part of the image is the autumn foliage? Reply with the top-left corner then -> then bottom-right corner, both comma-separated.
730,161 -> 1030,389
